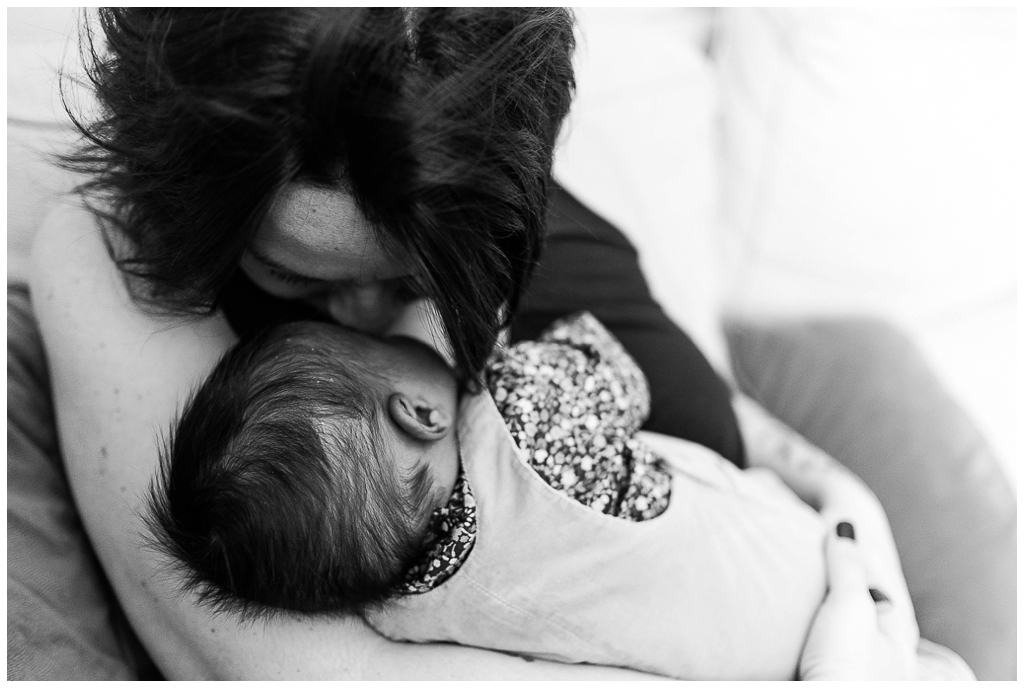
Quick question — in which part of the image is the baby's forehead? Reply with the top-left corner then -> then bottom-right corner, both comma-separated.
282,320 -> 376,349
262,321 -> 365,364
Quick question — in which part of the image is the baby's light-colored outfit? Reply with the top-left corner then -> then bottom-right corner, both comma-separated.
370,313 -> 827,679
367,313 -> 974,680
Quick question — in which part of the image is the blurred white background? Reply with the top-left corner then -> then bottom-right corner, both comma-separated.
555,8 -> 1017,484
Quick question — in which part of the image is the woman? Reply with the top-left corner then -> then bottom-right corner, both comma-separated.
32,8 -> 920,678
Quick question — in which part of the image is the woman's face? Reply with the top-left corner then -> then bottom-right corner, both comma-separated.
241,183 -> 416,334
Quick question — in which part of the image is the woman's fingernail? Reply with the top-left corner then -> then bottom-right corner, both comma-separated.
836,521 -> 856,540
868,588 -> 891,604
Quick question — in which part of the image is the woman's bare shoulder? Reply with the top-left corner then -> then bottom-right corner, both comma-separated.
31,198 -> 137,324
32,198 -> 104,279
32,197 -> 233,351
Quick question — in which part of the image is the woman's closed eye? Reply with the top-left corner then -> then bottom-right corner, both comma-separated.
240,250 -> 335,299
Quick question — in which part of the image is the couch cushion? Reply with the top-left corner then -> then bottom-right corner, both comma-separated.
7,285 -> 160,679
726,316 -> 1017,680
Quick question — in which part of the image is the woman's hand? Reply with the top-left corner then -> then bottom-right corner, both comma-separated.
733,394 -> 919,649
814,478 -> 918,651
799,523 -> 917,680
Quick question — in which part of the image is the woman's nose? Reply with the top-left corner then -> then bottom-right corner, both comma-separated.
325,281 -> 407,335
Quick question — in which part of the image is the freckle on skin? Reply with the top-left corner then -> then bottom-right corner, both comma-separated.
100,446 -> 108,458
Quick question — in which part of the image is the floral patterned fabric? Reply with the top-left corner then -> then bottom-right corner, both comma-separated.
396,469 -> 477,594
401,312 -> 672,594
488,312 -> 672,520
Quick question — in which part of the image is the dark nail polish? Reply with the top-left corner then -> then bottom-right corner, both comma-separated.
869,588 -> 891,604
836,521 -> 856,540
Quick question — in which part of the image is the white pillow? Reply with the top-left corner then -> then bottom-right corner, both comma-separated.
8,8 -> 84,284
554,8 -> 731,374
716,8 -> 1016,321
715,8 -> 1017,475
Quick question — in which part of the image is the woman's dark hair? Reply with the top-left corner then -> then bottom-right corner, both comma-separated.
63,8 -> 576,378
146,321 -> 438,618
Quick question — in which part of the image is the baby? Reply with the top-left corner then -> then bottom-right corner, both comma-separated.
148,312 -> 965,679
149,312 -> 689,611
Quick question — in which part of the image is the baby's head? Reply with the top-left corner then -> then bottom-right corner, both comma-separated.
147,320 -> 460,618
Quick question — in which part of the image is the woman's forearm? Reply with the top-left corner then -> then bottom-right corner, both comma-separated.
153,592 -> 662,680
189,615 -> 663,681
732,393 -> 868,508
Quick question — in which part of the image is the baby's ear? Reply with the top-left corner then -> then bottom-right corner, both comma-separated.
388,393 -> 452,441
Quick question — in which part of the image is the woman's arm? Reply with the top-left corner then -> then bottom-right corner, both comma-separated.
30,201 -> 660,680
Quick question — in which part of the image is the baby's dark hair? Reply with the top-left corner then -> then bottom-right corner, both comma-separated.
63,8 -> 576,380
146,321 -> 437,618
